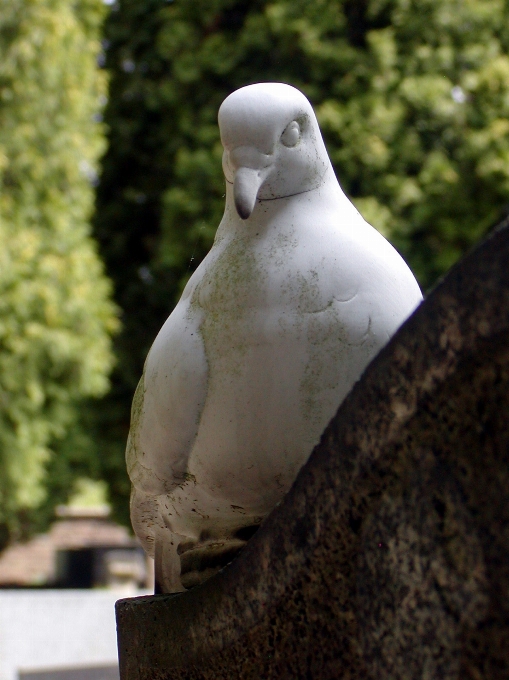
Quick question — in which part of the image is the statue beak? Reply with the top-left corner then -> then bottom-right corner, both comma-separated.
233,167 -> 265,220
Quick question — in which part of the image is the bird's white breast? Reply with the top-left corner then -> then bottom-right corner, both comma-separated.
156,184 -> 420,536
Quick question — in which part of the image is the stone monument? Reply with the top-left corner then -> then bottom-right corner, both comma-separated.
126,82 -> 422,594
117,218 -> 509,679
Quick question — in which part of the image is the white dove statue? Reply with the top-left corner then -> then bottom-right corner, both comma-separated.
127,82 -> 423,593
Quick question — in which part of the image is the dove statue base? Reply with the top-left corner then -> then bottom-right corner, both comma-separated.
117,222 -> 509,680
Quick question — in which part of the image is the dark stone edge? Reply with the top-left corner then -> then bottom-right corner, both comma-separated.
116,221 -> 509,675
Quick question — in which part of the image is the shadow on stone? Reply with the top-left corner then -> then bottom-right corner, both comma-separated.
117,221 -> 509,679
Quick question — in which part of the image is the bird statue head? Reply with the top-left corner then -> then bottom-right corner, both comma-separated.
219,82 -> 330,220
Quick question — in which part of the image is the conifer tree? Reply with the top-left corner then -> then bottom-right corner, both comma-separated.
0,0 -> 118,544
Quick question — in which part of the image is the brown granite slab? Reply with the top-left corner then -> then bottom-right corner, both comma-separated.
116,220 -> 509,679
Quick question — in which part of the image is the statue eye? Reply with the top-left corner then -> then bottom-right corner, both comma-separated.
280,121 -> 300,147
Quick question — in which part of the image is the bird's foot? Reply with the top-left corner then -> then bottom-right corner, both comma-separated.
178,525 -> 260,589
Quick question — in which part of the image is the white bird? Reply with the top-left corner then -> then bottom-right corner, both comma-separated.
127,83 -> 423,593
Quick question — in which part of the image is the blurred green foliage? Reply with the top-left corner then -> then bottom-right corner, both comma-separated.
95,0 -> 509,524
0,0 -> 118,545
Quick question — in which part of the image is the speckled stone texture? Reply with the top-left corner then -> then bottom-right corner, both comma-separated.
116,221 -> 509,680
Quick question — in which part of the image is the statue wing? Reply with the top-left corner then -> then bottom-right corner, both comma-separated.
126,298 -> 208,497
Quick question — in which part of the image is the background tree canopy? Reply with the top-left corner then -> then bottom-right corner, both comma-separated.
95,0 -> 509,525
0,0 -> 118,545
2,0 -> 505,536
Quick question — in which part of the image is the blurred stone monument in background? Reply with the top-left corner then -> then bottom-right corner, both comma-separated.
0,505 -> 147,590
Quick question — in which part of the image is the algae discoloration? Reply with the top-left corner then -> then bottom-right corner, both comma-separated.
125,376 -> 145,476
194,223 -> 265,384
